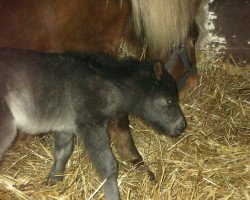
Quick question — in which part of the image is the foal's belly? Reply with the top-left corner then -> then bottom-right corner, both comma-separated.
5,91 -> 76,134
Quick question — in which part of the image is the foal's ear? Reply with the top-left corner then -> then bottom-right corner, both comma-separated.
153,61 -> 165,81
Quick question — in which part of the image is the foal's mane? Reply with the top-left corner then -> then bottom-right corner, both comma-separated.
64,52 -> 156,90
65,52 -> 153,79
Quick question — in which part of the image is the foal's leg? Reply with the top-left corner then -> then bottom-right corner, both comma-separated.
77,121 -> 120,200
108,112 -> 156,181
47,131 -> 74,185
0,99 -> 17,161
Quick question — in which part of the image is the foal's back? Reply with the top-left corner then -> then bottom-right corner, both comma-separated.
0,48 -> 136,134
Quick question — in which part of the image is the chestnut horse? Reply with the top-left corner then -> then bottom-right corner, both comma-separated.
0,0 -> 205,180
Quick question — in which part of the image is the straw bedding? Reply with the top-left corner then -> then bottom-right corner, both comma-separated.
0,48 -> 249,199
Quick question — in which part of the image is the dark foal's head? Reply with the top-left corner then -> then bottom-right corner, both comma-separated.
138,62 -> 186,137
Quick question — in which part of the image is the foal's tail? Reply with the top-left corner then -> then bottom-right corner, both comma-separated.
130,0 -> 206,57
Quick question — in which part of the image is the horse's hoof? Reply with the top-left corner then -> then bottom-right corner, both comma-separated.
138,165 -> 157,183
146,169 -> 157,183
131,159 -> 157,183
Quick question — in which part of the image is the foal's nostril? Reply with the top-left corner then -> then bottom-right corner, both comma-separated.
178,118 -> 187,133
183,119 -> 187,129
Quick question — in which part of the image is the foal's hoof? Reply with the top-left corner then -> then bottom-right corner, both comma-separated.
45,175 -> 64,186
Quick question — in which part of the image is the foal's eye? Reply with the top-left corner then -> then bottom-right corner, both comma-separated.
156,97 -> 173,106
167,100 -> 172,105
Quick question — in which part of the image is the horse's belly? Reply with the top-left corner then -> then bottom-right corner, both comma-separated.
5,90 -> 76,134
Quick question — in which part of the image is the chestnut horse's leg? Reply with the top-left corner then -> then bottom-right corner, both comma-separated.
0,99 -> 17,161
108,112 -> 156,181
47,131 -> 74,185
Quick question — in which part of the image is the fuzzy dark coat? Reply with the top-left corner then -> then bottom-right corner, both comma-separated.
0,48 -> 186,200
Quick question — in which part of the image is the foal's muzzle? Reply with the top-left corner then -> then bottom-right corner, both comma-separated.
169,115 -> 187,137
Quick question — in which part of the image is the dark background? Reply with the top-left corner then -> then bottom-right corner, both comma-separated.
209,0 -> 250,66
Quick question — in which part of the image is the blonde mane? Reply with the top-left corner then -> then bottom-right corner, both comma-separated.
129,0 -> 205,58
